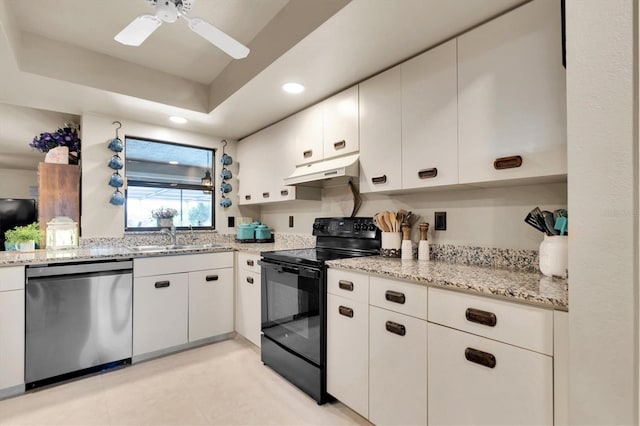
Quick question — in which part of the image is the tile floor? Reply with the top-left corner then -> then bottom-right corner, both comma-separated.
0,337 -> 370,425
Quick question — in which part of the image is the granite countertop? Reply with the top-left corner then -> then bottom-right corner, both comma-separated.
326,256 -> 568,311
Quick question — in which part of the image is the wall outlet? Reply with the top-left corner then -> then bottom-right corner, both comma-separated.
289,216 -> 294,227
228,216 -> 235,228
434,212 -> 447,230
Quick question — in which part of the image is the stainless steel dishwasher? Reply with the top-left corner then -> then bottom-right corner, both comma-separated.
25,260 -> 133,389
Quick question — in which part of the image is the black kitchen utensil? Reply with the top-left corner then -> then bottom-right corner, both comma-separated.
542,210 -> 559,235
525,212 -> 546,233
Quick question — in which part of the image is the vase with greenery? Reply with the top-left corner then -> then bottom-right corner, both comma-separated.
29,122 -> 81,164
4,222 -> 42,252
151,207 -> 178,227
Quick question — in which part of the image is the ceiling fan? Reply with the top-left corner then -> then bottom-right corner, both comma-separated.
114,0 -> 250,59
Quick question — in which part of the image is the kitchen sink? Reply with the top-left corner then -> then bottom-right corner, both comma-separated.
127,243 -> 225,252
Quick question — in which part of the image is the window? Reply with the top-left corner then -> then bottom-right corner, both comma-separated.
124,137 -> 214,230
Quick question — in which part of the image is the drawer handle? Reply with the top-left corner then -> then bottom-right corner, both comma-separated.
205,275 -> 219,282
494,155 -> 522,170
303,149 -> 313,158
338,306 -> 354,318
418,168 -> 438,179
385,321 -> 406,336
245,195 -> 251,200
334,140 -> 346,150
385,290 -> 405,304
154,280 -> 170,289
371,175 -> 387,184
246,259 -> 255,267
262,192 -> 270,198
465,347 -> 496,369
280,189 -> 289,196
465,308 -> 497,327
246,276 -> 254,284
338,280 -> 354,291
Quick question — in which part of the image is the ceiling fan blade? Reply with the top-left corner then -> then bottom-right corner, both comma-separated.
114,14 -> 162,46
186,18 -> 249,59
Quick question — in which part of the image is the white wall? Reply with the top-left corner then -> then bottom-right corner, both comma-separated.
0,169 -> 37,199
81,113 -> 240,238
567,1 -> 638,424
260,181 -> 567,250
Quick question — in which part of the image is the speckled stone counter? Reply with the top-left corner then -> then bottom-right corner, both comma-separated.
326,256 -> 568,311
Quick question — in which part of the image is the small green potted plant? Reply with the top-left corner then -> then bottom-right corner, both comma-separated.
5,222 -> 42,252
151,207 -> 178,227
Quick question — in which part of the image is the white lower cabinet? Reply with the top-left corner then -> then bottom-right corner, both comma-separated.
235,252 -> 262,347
369,306 -> 427,426
189,268 -> 234,342
133,272 -> 189,356
0,266 -> 25,391
427,323 -> 553,425
327,293 -> 369,418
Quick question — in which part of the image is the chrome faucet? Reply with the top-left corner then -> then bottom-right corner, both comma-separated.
161,225 -> 178,246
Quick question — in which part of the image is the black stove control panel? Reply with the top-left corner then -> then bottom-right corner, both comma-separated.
312,217 -> 378,239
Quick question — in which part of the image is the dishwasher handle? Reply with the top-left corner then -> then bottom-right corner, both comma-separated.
26,260 -> 133,278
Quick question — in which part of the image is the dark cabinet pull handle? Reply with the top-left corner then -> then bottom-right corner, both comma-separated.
465,347 -> 496,368
372,175 -> 387,184
245,195 -> 251,200
280,189 -> 289,196
205,275 -> 219,282
334,140 -> 346,150
338,280 -> 354,291
303,149 -> 313,158
262,192 -> 270,198
246,260 -> 255,267
385,290 -> 406,304
339,306 -> 354,318
385,321 -> 406,336
154,280 -> 170,289
246,276 -> 254,284
494,155 -> 522,170
418,168 -> 438,179
465,308 -> 497,327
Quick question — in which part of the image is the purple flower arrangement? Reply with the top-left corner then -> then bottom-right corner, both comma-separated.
151,207 -> 178,219
29,122 -> 81,153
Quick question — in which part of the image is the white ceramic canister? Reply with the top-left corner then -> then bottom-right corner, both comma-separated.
539,235 -> 568,278
381,232 -> 402,258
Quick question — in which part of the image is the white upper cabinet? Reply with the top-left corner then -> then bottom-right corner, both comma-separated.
323,85 -> 359,159
294,104 -> 324,166
359,65 -> 403,193
402,39 -> 458,189
457,0 -> 567,184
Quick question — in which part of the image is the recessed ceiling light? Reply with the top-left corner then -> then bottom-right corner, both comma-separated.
169,116 -> 188,124
282,82 -> 305,94
169,161 -> 179,165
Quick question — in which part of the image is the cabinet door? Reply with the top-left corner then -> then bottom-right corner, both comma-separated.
428,323 -> 553,425
133,273 -> 188,356
402,39 -> 458,189
295,104 -> 324,165
323,86 -> 359,159
327,294 -> 368,418
0,290 -> 24,389
369,306 -> 427,426
235,269 -> 261,347
457,0 -> 566,184
359,66 -> 402,193
237,132 -> 268,205
189,268 -> 234,342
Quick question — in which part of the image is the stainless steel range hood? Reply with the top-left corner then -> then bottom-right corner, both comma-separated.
284,154 -> 359,186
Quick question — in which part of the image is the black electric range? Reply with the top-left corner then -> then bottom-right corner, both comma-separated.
260,217 -> 380,404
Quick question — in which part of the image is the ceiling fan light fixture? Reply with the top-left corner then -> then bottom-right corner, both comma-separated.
169,115 -> 188,124
282,82 -> 305,94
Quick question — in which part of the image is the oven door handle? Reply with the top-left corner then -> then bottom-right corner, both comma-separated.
261,262 -> 320,279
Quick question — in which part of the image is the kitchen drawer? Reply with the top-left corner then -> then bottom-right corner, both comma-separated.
428,323 -> 553,425
0,266 -> 24,291
369,276 -> 427,320
134,252 -> 233,277
327,269 -> 369,303
237,252 -> 261,274
428,287 -> 553,355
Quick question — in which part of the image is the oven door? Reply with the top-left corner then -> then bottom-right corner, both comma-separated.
261,259 -> 324,366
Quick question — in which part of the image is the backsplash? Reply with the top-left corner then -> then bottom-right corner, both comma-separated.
430,244 -> 538,272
